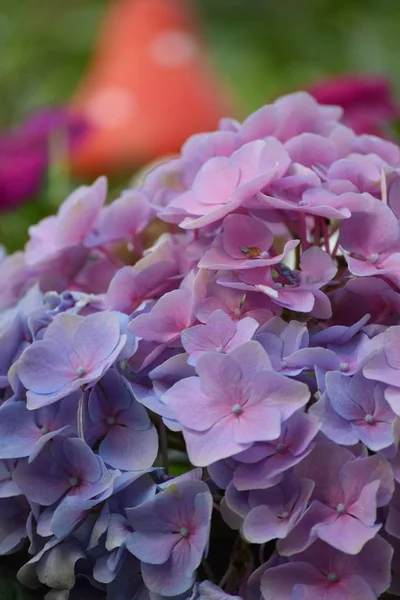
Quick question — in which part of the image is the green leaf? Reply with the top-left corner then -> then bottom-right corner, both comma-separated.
169,462 -> 191,477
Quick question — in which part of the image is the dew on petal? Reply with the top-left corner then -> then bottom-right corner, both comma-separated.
76,366 -> 87,377
149,30 -> 198,68
180,526 -> 190,539
369,253 -> 380,263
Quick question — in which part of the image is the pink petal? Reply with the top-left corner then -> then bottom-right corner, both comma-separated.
192,156 -> 240,205
162,377 -> 229,432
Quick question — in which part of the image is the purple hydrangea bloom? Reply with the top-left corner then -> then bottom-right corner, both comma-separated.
13,436 -> 112,506
340,194 -> 400,287
0,393 -> 79,461
163,342 -> 309,466
258,536 -> 392,600
364,325 -> 400,387
258,184 -> 360,220
0,251 -> 39,312
0,285 -> 46,385
106,260 -> 176,314
167,139 -> 291,229
126,479 -> 213,595
50,470 -> 155,544
87,190 -> 152,248
241,475 -> 314,544
232,410 -> 320,491
3,89 -> 400,597
143,352 -> 196,431
84,369 -> 158,471
279,442 -> 393,555
195,279 -> 276,326
18,311 -> 127,408
284,320 -> 382,388
0,459 -> 21,497
181,309 -> 259,365
255,317 -> 309,375
310,371 -> 399,451
105,554 -> 147,600
25,177 -> 106,265
129,288 -> 196,344
386,482 -> 400,540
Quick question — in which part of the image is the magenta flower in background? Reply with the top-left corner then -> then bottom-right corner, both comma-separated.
309,74 -> 400,137
0,107 -> 88,209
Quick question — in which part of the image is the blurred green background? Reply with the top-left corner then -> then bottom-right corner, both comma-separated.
1,0 -> 400,252
2,0 -> 400,126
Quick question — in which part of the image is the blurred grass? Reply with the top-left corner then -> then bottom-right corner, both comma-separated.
0,0 -> 107,128
199,0 -> 400,112
2,0 -> 400,251
0,554 -> 42,600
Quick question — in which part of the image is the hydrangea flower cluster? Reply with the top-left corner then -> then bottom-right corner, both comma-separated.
2,91 -> 400,598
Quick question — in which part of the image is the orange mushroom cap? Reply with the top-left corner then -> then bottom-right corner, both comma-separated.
71,0 -> 235,177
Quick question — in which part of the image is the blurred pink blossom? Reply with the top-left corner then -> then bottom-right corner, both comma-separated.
309,74 -> 400,137
0,108 -> 89,210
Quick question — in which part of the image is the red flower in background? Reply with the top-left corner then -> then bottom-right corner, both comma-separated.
309,74 -> 400,137
0,109 -> 88,210
71,0 -> 234,177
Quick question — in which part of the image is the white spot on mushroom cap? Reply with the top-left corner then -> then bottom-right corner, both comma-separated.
85,87 -> 137,129
149,30 -> 199,68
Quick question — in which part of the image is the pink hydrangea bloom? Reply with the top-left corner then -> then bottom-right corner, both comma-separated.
309,74 -> 400,136
181,309 -> 259,365
259,536 -> 392,600
163,342 -> 310,466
